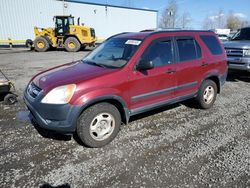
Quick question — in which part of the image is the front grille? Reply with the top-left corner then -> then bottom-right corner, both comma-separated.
225,48 -> 244,57
27,82 -> 41,98
229,62 -> 245,65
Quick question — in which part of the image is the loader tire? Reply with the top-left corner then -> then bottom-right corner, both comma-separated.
34,37 -> 50,52
65,37 -> 81,52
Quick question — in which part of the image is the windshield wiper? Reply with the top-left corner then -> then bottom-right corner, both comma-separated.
82,60 -> 107,68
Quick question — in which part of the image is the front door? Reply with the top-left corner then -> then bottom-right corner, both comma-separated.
128,37 -> 178,114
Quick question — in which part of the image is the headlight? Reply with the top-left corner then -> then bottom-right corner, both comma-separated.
244,49 -> 250,56
41,84 -> 76,104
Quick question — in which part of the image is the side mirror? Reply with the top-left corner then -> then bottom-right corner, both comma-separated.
136,60 -> 154,71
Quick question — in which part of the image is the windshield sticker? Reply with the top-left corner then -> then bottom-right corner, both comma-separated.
125,40 -> 141,45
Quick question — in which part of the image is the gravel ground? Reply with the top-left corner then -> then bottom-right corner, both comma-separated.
0,48 -> 249,188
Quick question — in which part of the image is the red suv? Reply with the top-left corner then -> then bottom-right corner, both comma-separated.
24,30 -> 227,147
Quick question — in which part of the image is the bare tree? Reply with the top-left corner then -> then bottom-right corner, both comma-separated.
160,0 -> 178,28
226,12 -> 241,30
203,15 -> 216,29
179,12 -> 192,29
216,9 -> 225,28
241,20 -> 250,28
202,9 -> 225,30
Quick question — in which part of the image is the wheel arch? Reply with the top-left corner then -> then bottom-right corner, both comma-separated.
77,95 -> 130,125
203,74 -> 221,93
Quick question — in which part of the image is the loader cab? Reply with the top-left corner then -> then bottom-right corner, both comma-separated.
55,16 -> 74,36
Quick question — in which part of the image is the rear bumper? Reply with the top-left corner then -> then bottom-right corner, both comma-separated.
24,87 -> 81,134
227,57 -> 250,71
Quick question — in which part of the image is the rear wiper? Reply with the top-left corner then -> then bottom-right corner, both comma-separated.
82,60 -> 107,68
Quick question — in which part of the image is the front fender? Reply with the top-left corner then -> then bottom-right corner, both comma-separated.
71,88 -> 126,106
70,89 -> 130,124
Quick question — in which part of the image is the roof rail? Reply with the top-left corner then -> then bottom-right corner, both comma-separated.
140,28 -> 183,32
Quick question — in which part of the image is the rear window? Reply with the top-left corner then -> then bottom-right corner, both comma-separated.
200,35 -> 223,55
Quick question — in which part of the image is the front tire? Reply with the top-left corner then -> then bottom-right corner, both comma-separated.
77,103 -> 121,148
64,37 -> 81,52
196,79 -> 217,109
34,37 -> 50,52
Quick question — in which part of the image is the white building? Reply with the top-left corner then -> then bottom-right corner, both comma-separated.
0,0 -> 158,41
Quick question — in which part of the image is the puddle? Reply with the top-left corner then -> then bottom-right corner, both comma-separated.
16,110 -> 30,122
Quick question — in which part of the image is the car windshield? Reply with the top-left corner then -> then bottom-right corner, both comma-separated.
82,38 -> 142,68
231,28 -> 250,40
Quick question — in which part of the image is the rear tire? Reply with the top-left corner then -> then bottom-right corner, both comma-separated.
34,37 -> 50,52
65,37 -> 81,52
196,79 -> 217,109
77,103 -> 121,148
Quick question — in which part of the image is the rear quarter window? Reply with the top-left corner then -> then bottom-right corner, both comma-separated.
200,35 -> 223,55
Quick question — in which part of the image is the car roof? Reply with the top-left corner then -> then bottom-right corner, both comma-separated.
113,32 -> 151,39
113,30 -> 214,40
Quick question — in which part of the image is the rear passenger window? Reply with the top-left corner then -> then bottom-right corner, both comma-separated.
200,35 -> 223,55
176,38 -> 201,62
142,40 -> 173,67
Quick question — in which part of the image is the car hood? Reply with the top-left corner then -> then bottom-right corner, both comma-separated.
223,40 -> 250,49
32,61 -> 117,92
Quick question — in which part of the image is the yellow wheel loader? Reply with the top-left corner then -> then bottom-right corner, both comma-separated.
32,15 -> 97,52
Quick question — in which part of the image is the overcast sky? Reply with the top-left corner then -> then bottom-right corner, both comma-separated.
70,0 -> 250,29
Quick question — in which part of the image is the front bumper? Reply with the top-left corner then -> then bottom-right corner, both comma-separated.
227,57 -> 250,71
24,86 -> 81,134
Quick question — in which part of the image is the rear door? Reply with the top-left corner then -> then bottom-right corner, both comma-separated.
128,37 -> 178,113
174,36 -> 203,98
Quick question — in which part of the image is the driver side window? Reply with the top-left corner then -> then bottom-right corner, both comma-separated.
141,39 -> 174,67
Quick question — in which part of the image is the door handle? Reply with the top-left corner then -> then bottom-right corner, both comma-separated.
166,69 -> 176,74
201,62 -> 209,67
